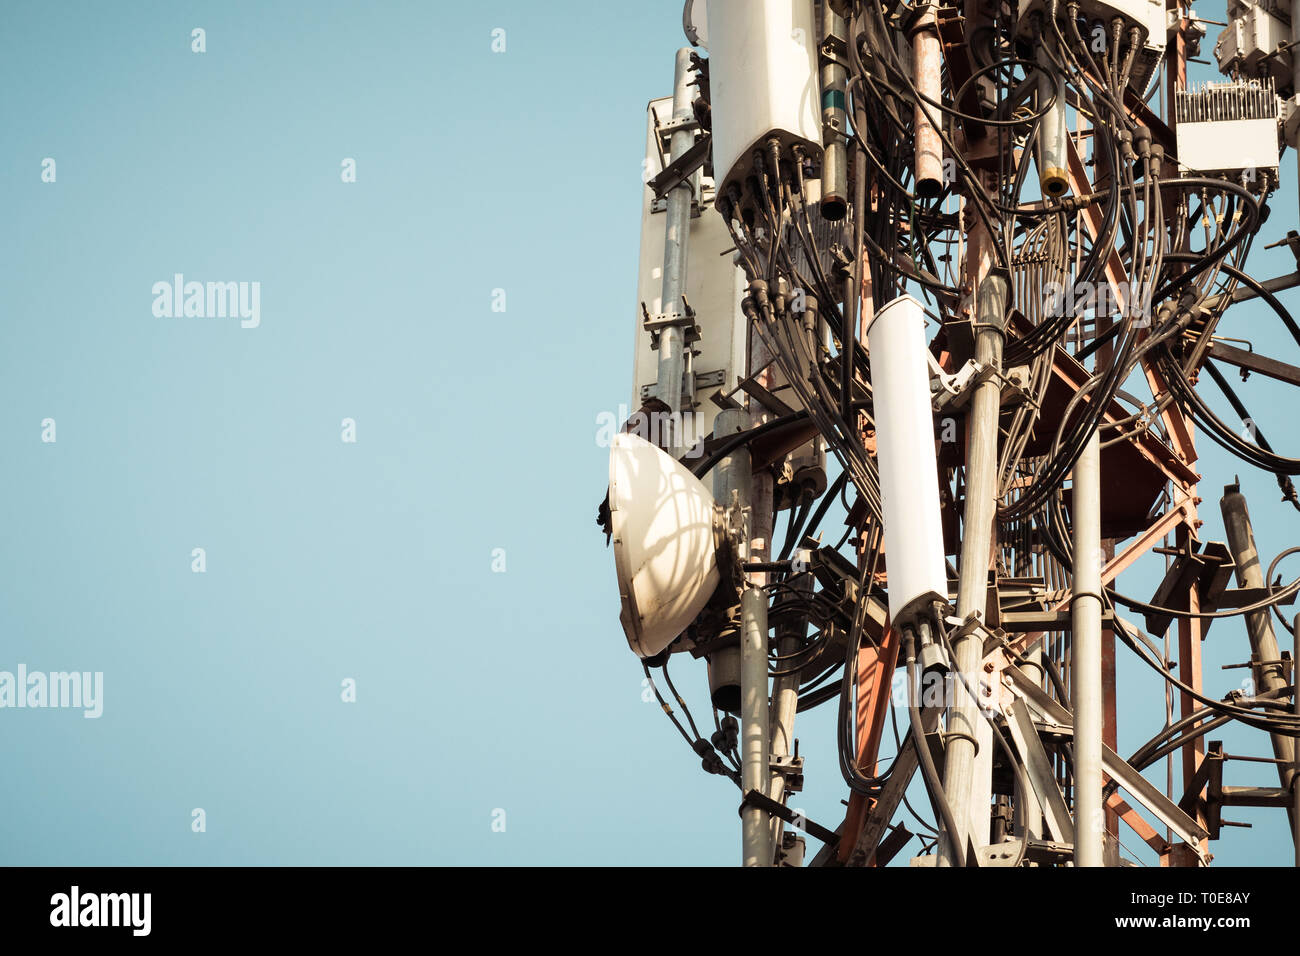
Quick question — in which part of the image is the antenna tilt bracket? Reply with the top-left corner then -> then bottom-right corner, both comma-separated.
641,299 -> 701,351
769,754 -> 805,793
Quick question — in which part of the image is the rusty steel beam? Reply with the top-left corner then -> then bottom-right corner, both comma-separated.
1106,792 -> 1171,855
1206,341 -> 1300,388
911,4 -> 943,197
834,626 -> 903,864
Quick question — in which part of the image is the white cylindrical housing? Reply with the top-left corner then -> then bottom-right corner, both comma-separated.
866,294 -> 949,626
1037,46 -> 1068,197
705,0 -> 822,202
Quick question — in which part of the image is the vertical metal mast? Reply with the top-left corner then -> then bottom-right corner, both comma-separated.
938,264 -> 1006,865
1221,483 -> 1298,838
1072,429 -> 1104,867
656,48 -> 696,456
741,585 -> 771,866
712,406 -> 769,866
768,572 -> 811,856
742,287 -> 777,866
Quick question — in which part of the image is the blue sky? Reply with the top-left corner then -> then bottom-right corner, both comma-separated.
0,0 -> 1294,866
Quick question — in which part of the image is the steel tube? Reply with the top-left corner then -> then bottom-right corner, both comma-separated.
711,408 -> 752,536
1014,648 -> 1045,843
711,406 -> 769,866
768,572 -> 812,852
1037,43 -> 1068,197
741,585 -> 772,867
938,273 -> 1007,866
742,284 -> 777,866
1073,428 -> 1104,867
819,3 -> 849,219
912,5 -> 943,197
709,409 -> 753,716
1221,483 -> 1297,838
656,48 -> 696,455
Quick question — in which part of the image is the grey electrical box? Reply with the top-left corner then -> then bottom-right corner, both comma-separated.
1214,0 -> 1293,91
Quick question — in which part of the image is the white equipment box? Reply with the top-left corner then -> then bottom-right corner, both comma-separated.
704,0 -> 823,202
1174,79 -> 1280,185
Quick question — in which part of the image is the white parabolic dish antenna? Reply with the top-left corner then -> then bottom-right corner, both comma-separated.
609,432 -> 720,658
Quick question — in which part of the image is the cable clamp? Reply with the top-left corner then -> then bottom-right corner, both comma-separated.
941,730 -> 980,756
737,789 -> 840,846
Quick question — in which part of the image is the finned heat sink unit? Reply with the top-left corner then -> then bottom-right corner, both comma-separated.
1174,78 -> 1280,189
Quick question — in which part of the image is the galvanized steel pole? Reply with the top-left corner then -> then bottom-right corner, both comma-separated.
741,277 -> 777,865
1221,482 -> 1297,836
711,406 -> 770,866
1072,428 -> 1104,867
769,571 -> 812,853
938,272 -> 1007,866
656,48 -> 696,455
741,585 -> 771,867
